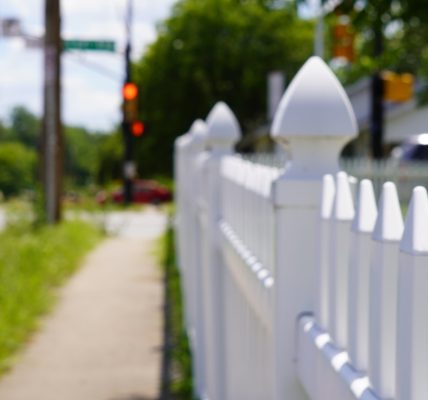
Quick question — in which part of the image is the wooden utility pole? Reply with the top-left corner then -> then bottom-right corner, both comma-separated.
42,0 -> 62,223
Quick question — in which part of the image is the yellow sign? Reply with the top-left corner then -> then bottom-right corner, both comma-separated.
383,71 -> 414,102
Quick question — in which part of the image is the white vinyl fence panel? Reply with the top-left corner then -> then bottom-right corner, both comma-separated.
175,56 -> 428,400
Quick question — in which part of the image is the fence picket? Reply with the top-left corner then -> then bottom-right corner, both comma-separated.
316,174 -> 335,330
369,181 -> 403,398
348,179 -> 377,371
396,187 -> 428,400
329,171 -> 355,349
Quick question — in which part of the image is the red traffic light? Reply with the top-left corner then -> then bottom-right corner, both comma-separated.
131,121 -> 145,137
123,82 -> 138,100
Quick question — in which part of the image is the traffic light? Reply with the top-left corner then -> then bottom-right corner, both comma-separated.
123,82 -> 138,100
122,82 -> 138,123
131,121 -> 145,137
332,17 -> 355,63
382,71 -> 414,102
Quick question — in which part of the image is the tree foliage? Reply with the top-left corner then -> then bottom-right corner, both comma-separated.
0,142 -> 36,197
95,130 -> 123,185
63,126 -> 102,186
0,107 -> 120,197
134,0 -> 314,176
319,0 -> 428,84
9,106 -> 40,148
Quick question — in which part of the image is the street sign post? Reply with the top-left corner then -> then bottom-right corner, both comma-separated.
63,40 -> 116,52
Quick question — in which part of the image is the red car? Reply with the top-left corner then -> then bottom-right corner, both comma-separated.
111,180 -> 172,204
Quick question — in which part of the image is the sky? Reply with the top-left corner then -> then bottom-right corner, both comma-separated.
0,0 -> 321,132
0,0 -> 177,131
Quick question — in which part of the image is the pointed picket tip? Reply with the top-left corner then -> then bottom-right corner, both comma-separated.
372,182 -> 404,243
321,174 -> 335,219
271,56 -> 357,139
206,102 -> 241,148
333,171 -> 355,221
351,179 -> 377,233
400,186 -> 428,255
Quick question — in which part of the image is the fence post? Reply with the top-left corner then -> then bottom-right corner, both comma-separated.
174,129 -> 192,275
198,102 -> 241,400
183,119 -> 208,399
178,120 -> 208,326
270,56 -> 357,399
396,186 -> 428,400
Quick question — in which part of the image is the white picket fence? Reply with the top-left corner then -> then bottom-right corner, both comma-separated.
174,56 -> 428,400
245,154 -> 428,204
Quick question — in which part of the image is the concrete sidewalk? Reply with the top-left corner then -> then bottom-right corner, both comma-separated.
0,207 -> 168,400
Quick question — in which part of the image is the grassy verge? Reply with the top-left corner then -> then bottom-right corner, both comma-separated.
160,224 -> 194,399
0,220 -> 103,374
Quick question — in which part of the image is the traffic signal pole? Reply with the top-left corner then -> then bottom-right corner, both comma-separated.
370,21 -> 384,159
122,0 -> 134,205
42,0 -> 62,223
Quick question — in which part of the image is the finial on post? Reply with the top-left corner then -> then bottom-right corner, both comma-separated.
206,101 -> 241,154
188,119 -> 208,152
271,56 -> 357,179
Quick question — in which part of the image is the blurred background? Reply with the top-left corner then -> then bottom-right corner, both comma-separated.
1,0 -> 428,217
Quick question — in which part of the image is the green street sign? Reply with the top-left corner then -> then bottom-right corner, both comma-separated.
63,40 -> 116,52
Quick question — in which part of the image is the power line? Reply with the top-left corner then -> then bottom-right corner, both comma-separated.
64,53 -> 122,82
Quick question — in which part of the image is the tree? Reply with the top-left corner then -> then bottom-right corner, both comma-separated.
63,126 -> 100,187
134,0 -> 314,176
0,119 -> 11,142
315,1 -> 428,84
1,107 -> 121,190
0,142 -> 36,197
9,106 -> 40,149
96,131 -> 123,185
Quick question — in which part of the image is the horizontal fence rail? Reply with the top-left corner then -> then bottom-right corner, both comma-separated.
245,153 -> 428,204
174,56 -> 428,400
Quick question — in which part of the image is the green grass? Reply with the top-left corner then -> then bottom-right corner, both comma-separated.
161,225 -> 194,399
0,219 -> 103,374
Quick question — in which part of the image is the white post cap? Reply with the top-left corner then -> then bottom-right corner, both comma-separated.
271,56 -> 358,179
188,119 -> 208,152
271,56 -> 357,138
174,130 -> 192,149
206,101 -> 241,152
